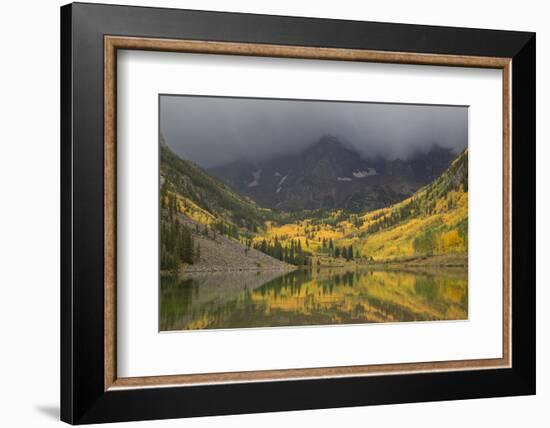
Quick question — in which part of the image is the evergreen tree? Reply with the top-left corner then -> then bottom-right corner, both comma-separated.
160,180 -> 168,207
160,216 -> 194,269
195,243 -> 201,262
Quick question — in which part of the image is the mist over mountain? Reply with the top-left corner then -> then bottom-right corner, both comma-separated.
160,95 -> 468,169
210,135 -> 456,212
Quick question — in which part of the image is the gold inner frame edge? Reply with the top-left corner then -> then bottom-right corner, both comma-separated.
104,36 -> 512,391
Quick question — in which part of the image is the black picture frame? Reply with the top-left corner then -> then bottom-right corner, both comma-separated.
61,2 -> 535,424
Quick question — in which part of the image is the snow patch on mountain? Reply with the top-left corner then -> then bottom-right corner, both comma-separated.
352,168 -> 377,178
247,169 -> 262,187
337,177 -> 352,182
276,175 -> 288,193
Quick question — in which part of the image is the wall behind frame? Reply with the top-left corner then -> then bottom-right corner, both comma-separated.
0,0 -> 545,427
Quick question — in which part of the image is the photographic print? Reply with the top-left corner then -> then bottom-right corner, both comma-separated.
159,95 -> 468,331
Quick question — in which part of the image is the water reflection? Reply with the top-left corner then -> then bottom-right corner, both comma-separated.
160,268 -> 467,331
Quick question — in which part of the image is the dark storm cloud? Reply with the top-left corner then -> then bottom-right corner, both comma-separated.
160,95 -> 468,169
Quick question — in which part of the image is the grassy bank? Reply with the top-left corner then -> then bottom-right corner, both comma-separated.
360,253 -> 467,268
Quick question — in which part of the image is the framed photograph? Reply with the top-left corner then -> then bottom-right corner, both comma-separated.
61,2 -> 535,424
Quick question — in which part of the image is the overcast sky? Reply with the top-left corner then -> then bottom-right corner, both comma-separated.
160,95 -> 468,169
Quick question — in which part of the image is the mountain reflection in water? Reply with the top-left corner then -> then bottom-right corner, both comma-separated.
160,268 -> 467,331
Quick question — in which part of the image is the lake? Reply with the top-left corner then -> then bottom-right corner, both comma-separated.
160,267 -> 468,331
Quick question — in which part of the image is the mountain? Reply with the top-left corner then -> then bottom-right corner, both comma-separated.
258,149 -> 468,264
354,148 -> 468,261
209,135 -> 456,213
161,141 -> 298,272
160,140 -> 270,232
160,136 -> 467,270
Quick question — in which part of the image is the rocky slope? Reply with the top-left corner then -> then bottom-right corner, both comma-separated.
174,212 -> 295,273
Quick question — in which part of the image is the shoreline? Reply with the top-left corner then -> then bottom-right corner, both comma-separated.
364,253 -> 468,269
161,265 -> 298,276
161,254 -> 467,276
311,253 -> 467,269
